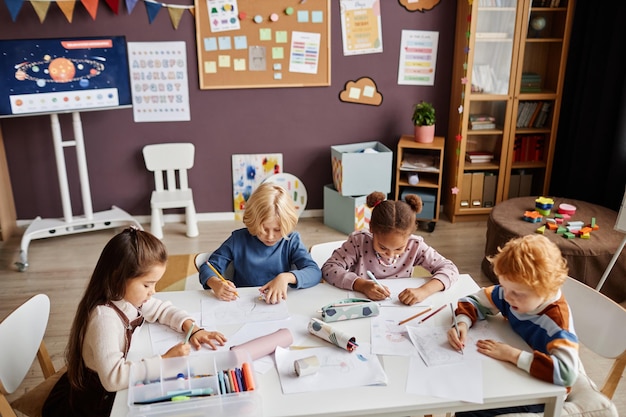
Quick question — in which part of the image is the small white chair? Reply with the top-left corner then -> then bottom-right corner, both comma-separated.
499,276 -> 626,417
142,143 -> 199,239
0,294 -> 65,417
194,252 -> 234,280
309,240 -> 345,268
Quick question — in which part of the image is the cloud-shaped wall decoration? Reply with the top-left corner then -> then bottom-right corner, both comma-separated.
339,77 -> 383,106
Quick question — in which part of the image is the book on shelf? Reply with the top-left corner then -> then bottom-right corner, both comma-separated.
513,135 -> 545,162
466,151 -> 494,163
533,102 -> 551,128
469,113 -> 496,130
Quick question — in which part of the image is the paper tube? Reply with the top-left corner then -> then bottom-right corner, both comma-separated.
294,355 -> 320,377
230,328 -> 293,361
307,318 -> 357,352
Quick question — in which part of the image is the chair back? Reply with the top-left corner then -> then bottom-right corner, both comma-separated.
0,294 -> 50,395
562,277 -> 626,398
309,240 -> 345,268
142,143 -> 195,193
194,252 -> 234,280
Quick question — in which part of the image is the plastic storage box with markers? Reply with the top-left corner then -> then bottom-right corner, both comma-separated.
127,350 -> 261,416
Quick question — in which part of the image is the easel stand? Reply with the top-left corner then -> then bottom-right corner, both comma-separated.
16,112 -> 141,271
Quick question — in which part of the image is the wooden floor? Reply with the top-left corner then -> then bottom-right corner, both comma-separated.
1,216 -> 624,415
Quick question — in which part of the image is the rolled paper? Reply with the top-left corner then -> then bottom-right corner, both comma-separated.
294,355 -> 320,377
230,328 -> 293,361
307,318 -> 357,352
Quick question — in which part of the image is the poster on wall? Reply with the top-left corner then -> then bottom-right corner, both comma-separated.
232,153 -> 283,219
397,30 -> 438,86
127,41 -> 191,122
340,0 -> 383,56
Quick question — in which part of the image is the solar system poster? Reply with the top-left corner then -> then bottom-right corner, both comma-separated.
0,36 -> 132,118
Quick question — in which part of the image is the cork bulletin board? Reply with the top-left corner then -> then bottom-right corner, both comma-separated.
195,0 -> 331,90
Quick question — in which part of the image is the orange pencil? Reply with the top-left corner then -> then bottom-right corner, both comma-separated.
242,362 -> 256,391
398,306 -> 432,326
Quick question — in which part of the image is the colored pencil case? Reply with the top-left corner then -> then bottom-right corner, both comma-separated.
320,298 -> 379,322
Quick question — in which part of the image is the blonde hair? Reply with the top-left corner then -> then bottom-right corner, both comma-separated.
243,182 -> 298,239
488,234 -> 568,297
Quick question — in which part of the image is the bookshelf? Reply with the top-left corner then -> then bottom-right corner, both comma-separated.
394,135 -> 444,232
444,0 -> 575,222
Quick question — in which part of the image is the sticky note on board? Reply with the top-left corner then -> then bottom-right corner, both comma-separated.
234,36 -> 247,50
203,37 -> 217,51
218,36 -> 232,50
204,61 -> 217,73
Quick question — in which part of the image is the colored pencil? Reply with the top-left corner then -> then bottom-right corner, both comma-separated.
366,270 -> 390,299
417,304 -> 446,324
398,306 -> 432,325
207,261 -> 239,297
184,322 -> 194,344
450,302 -> 463,355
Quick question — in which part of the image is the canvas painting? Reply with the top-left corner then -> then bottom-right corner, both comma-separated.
232,153 -> 283,219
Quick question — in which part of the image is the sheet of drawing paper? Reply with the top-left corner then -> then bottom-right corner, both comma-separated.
201,292 -> 289,326
370,306 -> 421,356
274,344 -> 387,394
349,277 -> 429,307
149,312 -> 203,355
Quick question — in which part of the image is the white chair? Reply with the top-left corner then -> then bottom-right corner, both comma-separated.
309,240 -> 345,268
142,143 -> 199,239
0,294 -> 65,417
499,277 -> 626,417
194,252 -> 234,280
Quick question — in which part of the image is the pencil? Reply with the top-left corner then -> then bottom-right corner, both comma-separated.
398,306 -> 432,325
417,304 -> 446,324
450,302 -> 463,355
184,323 -> 194,344
206,261 -> 239,297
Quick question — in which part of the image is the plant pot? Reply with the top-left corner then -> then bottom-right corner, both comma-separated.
414,125 -> 435,143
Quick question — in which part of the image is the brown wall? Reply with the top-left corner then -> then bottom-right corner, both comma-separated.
0,1 -> 456,219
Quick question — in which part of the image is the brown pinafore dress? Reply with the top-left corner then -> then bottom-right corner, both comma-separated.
42,303 -> 144,417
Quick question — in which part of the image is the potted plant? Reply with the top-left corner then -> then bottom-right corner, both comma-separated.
412,101 -> 436,143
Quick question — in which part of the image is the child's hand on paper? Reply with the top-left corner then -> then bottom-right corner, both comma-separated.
447,321 -> 467,351
475,339 -> 521,365
162,342 -> 191,359
210,277 -> 238,301
398,287 -> 431,305
259,272 -> 295,304
354,278 -> 390,301
188,330 -> 227,351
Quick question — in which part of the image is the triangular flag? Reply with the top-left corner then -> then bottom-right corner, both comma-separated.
188,6 -> 194,18
56,0 -> 76,22
167,6 -> 184,30
144,0 -> 162,24
31,0 -> 51,22
80,0 -> 98,19
125,0 -> 138,14
5,0 -> 24,21
104,0 -> 119,14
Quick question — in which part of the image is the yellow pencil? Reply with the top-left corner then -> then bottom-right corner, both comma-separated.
206,261 -> 239,297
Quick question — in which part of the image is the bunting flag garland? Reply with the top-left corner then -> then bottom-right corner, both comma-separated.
143,0 -> 161,23
30,0 -> 50,22
80,0 -> 98,19
5,0 -> 24,21
104,0 -> 119,14
125,0 -> 137,14
451,0 -> 473,197
3,0 -> 194,28
56,0 -> 76,22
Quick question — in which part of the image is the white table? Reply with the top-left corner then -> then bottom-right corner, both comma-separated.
110,274 -> 565,417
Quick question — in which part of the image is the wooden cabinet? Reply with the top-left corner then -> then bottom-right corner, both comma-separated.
394,135 -> 444,232
444,0 -> 575,222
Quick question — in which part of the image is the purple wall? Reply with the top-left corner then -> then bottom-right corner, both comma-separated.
0,1 -> 456,219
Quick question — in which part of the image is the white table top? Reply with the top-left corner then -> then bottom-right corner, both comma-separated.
110,274 -> 565,417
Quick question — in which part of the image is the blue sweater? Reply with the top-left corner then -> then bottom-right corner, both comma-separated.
199,228 -> 321,289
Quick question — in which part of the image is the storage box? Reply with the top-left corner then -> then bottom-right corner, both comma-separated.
128,351 -> 260,416
324,184 -> 372,235
331,141 -> 393,196
400,188 -> 436,220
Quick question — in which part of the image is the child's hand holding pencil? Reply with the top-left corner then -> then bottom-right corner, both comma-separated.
206,262 -> 239,301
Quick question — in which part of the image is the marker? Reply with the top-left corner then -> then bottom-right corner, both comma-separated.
450,302 -> 463,355
184,323 -> 195,344
366,270 -> 390,299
